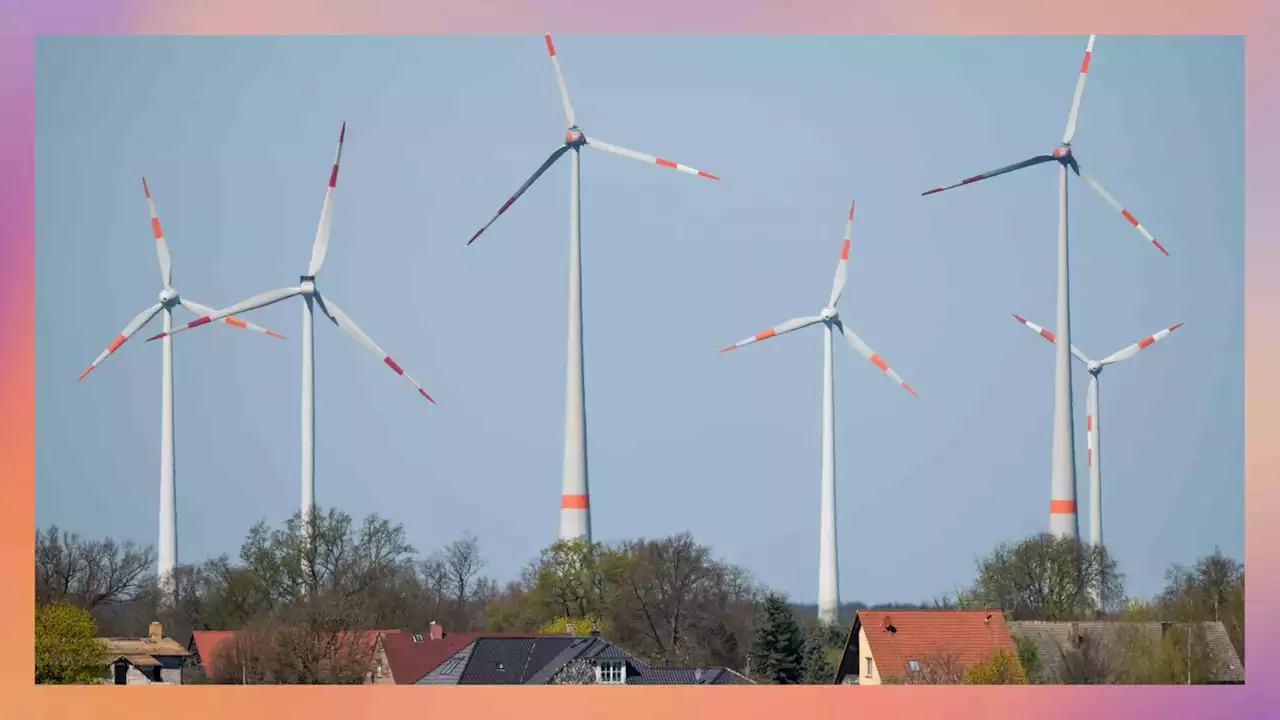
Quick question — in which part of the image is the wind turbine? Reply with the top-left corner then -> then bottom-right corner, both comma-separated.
78,177 -> 284,600
718,201 -> 917,626
147,124 -> 433,529
465,34 -> 719,544
920,35 -> 1169,540
1011,313 -> 1182,549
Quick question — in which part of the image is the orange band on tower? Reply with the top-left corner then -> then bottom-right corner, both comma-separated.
1049,500 -> 1077,514
561,494 -> 589,509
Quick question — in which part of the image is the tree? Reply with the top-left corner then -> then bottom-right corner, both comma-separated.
964,649 -> 1028,684
550,658 -> 598,685
1013,634 -> 1043,683
35,526 -> 156,610
1160,549 -> 1244,663
1057,626 -> 1117,684
800,626 -> 835,684
750,594 -> 805,684
539,616 -> 603,636
970,533 -> 1124,621
35,603 -> 107,684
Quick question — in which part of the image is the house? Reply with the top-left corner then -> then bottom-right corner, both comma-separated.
832,609 -> 1016,685
100,622 -> 191,685
188,628 -> 398,683
378,623 -> 753,685
1006,620 -> 1244,684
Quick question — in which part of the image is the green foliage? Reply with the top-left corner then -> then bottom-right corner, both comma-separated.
539,616 -> 603,636
750,594 -> 806,684
35,603 -> 107,684
963,649 -> 1028,684
800,626 -> 836,684
1013,634 -> 1043,683
970,533 -> 1124,621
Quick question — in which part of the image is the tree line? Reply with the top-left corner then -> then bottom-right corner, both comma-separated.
34,510 -> 1243,684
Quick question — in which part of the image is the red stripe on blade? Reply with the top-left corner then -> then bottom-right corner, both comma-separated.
697,171 -> 719,180
188,317 -> 211,328
1081,51 -> 1092,74
869,354 -> 889,372
656,158 -> 677,169
1087,415 -> 1092,431
384,357 -> 405,375
419,388 -> 435,403
107,334 -> 126,353
961,174 -> 984,184
151,218 -> 164,239
1040,329 -> 1056,342
545,34 -> 556,56
1120,209 -> 1139,227
1152,239 -> 1169,256
840,239 -> 850,261
754,329 -> 776,342
1137,336 -> 1155,350
329,164 -> 339,188
142,177 -> 151,198
848,200 -> 856,220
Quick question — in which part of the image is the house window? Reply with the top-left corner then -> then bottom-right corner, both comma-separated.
439,657 -> 463,676
864,657 -> 873,678
597,660 -> 625,684
907,660 -> 920,673
113,662 -> 128,685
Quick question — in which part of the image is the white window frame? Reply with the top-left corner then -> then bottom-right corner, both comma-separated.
865,657 -> 873,678
596,660 -> 626,685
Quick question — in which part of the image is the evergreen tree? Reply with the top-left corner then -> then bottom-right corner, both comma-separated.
801,626 -> 836,684
750,594 -> 805,684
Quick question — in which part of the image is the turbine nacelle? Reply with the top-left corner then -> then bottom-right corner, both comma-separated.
1053,145 -> 1073,160
300,276 -> 317,295
565,127 -> 586,147
820,307 -> 839,322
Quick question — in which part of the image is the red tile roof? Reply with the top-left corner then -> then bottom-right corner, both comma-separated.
380,631 -> 479,684
850,610 -> 1015,682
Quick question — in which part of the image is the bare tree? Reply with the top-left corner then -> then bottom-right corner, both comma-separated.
35,526 -> 156,610
970,533 -> 1124,621
443,533 -> 486,630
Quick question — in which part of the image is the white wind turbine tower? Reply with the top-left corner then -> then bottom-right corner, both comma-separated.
718,201 -> 917,627
921,35 -> 1169,539
1011,313 -> 1183,549
78,177 -> 284,601
465,34 -> 719,543
148,124 -> 434,530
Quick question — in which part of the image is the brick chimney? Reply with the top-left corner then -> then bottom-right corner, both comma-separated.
429,621 -> 443,641
148,622 -> 162,642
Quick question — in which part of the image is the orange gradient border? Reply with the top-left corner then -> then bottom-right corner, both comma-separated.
4,1 -> 1273,716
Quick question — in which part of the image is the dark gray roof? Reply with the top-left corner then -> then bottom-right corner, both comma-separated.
457,637 -> 582,685
629,666 -> 754,685
1007,621 -> 1244,684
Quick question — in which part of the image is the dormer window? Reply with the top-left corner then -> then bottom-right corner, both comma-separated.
596,660 -> 625,684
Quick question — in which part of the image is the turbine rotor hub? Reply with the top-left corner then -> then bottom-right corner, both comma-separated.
1053,145 -> 1073,159
300,275 -> 316,295
565,127 -> 586,147
158,287 -> 178,304
820,307 -> 838,322
1088,361 -> 1102,375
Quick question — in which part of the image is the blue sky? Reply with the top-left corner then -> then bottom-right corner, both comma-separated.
35,36 -> 1242,604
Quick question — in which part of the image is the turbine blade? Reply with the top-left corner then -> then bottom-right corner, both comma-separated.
718,316 -> 822,353
1099,322 -> 1183,366
833,320 -> 917,397
1072,164 -> 1169,256
1062,35 -> 1097,145
313,292 -> 435,403
544,34 -> 576,127
78,303 -> 163,380
467,145 -> 571,246
585,136 -> 719,180
828,200 -> 855,308
307,122 -> 346,276
142,177 -> 173,286
1011,313 -> 1092,365
921,155 -> 1056,196
147,286 -> 302,342
1086,374 -> 1097,469
180,298 -> 286,339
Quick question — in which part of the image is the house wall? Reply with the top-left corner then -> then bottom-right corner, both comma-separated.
366,646 -> 396,684
858,627 -> 883,686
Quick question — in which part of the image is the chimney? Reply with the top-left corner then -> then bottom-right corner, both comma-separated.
566,623 -> 576,635
429,621 -> 443,641
148,622 -> 162,642
589,622 -> 600,638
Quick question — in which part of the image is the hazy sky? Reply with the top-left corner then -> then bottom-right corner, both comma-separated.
35,36 -> 1242,605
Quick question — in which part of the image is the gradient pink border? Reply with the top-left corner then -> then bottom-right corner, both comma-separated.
3,1 -> 1274,715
